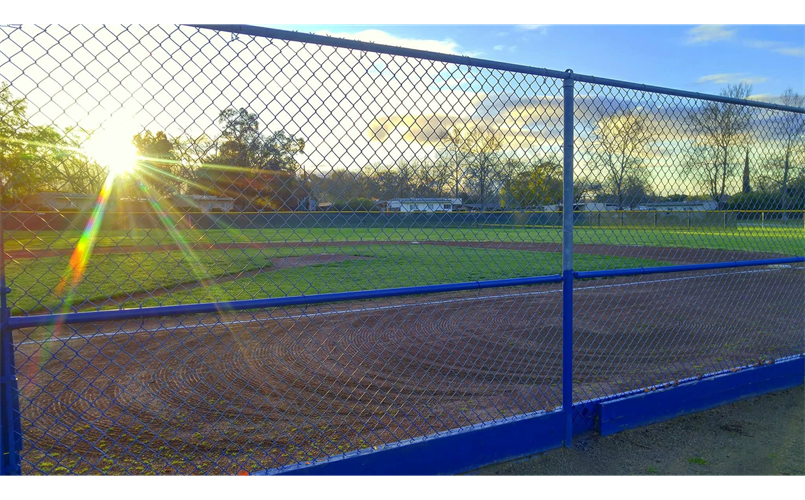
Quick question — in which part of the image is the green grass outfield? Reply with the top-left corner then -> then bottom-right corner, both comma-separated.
4,224 -> 802,314
5,224 -> 804,255
8,244 -> 662,314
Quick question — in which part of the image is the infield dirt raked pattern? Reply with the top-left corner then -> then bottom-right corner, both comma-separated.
12,253 -> 804,474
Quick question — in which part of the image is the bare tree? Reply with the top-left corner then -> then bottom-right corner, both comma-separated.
463,127 -> 503,207
777,89 -> 805,219
574,175 -> 603,204
687,83 -> 753,208
441,125 -> 472,199
593,108 -> 652,209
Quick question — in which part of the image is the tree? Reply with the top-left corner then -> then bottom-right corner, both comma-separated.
574,175 -> 603,204
49,127 -> 108,195
742,150 -> 752,194
504,161 -> 562,208
133,130 -> 181,196
1,83 -> 108,201
463,127 -> 503,207
1,83 -> 60,200
687,83 -> 753,208
593,108 -> 652,209
441,125 -> 472,199
776,89 -> 805,219
196,107 -> 308,210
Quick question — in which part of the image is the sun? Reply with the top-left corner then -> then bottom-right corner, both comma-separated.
84,116 -> 139,177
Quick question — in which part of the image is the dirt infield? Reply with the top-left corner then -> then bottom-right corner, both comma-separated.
11,264 -> 804,475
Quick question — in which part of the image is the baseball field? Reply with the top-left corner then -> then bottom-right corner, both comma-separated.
7,222 -> 804,474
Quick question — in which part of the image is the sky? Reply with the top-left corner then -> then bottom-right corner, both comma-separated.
267,24 -> 805,100
1,24 -> 802,199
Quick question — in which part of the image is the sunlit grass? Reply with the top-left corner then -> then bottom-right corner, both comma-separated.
7,244 -> 666,315
123,245 -> 664,309
5,224 -> 804,255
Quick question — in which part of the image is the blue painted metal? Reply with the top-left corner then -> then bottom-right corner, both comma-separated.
254,356 -> 804,476
8,274 -> 563,329
0,193 -> 21,476
0,315 -> 21,476
188,25 -> 805,115
258,409 -> 565,475
562,270 -> 574,448
597,357 -> 805,437
574,256 -> 805,281
561,72 -> 575,449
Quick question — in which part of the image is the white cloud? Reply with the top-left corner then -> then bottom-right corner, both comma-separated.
744,39 -> 805,57
696,73 -> 767,85
774,47 -> 805,57
516,25 -> 548,35
747,94 -> 780,104
744,40 -> 778,50
685,25 -> 736,44
493,44 -> 517,52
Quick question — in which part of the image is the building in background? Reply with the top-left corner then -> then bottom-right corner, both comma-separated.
379,198 -> 463,213
172,194 -> 236,213
21,192 -> 97,211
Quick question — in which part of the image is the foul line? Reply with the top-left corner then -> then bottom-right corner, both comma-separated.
15,266 -> 792,346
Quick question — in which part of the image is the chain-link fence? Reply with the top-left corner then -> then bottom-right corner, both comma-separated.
0,24 -> 803,475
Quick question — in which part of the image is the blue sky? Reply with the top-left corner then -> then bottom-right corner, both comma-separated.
268,24 -> 805,100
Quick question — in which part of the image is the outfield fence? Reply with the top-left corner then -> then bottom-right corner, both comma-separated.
1,24 -> 804,475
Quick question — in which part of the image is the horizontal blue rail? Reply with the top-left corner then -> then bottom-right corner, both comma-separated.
574,256 -> 805,280
8,256 -> 802,330
7,274 -> 563,329
189,25 -> 805,114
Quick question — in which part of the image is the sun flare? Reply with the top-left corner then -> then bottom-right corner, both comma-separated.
84,116 -> 139,177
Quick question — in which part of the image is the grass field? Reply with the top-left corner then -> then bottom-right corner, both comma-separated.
7,244 -> 663,314
6,224 -> 804,255
4,224 -> 802,314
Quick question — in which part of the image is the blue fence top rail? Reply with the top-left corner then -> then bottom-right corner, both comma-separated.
189,24 -> 805,115
9,256 -> 804,329
8,274 -> 563,329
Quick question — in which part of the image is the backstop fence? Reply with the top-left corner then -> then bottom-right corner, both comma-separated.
0,24 -> 803,475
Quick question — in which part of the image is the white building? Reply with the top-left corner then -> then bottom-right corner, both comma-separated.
22,192 -> 96,211
384,198 -> 463,213
644,201 -> 718,212
543,202 -> 618,212
173,194 -> 235,213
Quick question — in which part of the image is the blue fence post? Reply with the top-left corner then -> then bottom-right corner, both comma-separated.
0,189 -> 22,476
562,70 -> 575,449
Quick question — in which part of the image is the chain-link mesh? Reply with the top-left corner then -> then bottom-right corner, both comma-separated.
571,84 -> 805,413
1,25 -> 570,474
1,25 -> 803,475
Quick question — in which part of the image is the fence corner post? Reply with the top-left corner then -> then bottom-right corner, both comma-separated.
0,190 -> 22,476
562,70 -> 575,449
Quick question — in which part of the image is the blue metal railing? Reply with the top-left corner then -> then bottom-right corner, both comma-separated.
7,274 -> 564,329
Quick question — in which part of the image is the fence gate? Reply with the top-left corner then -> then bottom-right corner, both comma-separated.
0,24 -> 803,475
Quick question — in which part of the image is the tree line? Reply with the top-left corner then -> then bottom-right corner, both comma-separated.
1,81 -> 803,213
